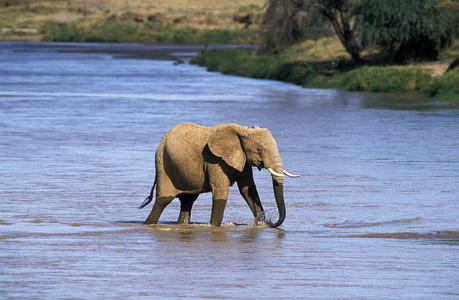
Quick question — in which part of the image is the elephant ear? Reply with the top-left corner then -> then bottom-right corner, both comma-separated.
208,126 -> 246,172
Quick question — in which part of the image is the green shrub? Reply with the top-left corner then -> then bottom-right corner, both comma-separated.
193,49 -> 250,73
41,21 -> 80,41
425,69 -> 459,99
272,61 -> 318,85
193,49 -> 323,85
194,48 -> 459,99
239,54 -> 281,78
343,67 -> 431,93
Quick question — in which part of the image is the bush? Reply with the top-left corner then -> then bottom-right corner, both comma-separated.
192,49 -> 318,84
425,69 -> 459,99
41,21 -> 80,41
194,48 -> 459,100
193,49 -> 250,74
343,67 -> 432,93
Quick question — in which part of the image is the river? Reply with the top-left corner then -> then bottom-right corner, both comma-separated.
1,42 -> 458,299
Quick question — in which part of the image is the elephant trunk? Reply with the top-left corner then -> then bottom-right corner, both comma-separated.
269,160 -> 286,228
271,177 -> 285,227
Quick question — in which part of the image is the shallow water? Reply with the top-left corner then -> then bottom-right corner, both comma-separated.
1,42 -> 458,299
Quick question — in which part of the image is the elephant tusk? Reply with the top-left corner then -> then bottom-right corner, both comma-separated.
267,168 -> 301,178
284,170 -> 300,178
267,168 -> 284,177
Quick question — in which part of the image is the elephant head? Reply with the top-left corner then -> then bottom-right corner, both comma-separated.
207,124 -> 299,227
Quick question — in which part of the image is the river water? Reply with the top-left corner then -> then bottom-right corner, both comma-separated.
1,42 -> 458,299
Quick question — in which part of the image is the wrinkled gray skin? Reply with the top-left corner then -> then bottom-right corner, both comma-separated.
140,123 -> 286,227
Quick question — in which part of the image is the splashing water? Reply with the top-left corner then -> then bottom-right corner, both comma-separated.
254,209 -> 279,226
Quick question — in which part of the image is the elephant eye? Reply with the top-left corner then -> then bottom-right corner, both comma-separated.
257,147 -> 263,154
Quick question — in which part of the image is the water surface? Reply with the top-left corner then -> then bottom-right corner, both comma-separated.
1,42 -> 458,299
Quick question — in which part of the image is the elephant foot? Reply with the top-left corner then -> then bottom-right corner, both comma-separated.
210,199 -> 227,226
144,217 -> 158,225
177,211 -> 191,224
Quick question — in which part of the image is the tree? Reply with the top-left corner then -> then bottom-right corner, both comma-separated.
263,0 -> 362,61
261,0 -> 310,50
309,0 -> 361,61
354,0 -> 458,63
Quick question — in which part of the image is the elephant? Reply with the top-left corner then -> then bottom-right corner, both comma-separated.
139,123 -> 299,227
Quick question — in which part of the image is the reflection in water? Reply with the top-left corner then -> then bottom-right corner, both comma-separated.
358,92 -> 459,110
1,42 -> 458,299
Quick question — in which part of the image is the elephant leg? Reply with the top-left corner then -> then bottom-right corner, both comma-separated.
145,196 -> 174,224
237,165 -> 264,218
210,184 -> 230,226
177,194 -> 198,225
238,184 -> 264,219
210,199 -> 227,226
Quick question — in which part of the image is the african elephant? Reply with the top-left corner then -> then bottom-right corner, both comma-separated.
139,123 -> 299,227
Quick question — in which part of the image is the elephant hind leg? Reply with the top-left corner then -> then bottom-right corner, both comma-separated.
177,194 -> 199,225
145,196 -> 174,224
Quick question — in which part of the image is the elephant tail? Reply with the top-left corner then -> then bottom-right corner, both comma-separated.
139,178 -> 156,209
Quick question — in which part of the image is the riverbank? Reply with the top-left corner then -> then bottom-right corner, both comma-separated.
0,0 -> 263,44
191,42 -> 459,100
2,1 -> 458,100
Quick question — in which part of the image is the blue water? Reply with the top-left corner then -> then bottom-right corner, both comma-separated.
1,42 -> 458,299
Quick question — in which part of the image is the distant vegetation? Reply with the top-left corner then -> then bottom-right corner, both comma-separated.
263,0 -> 459,64
39,20 -> 260,44
195,0 -> 459,99
0,0 -> 264,43
1,0 -> 458,99
192,46 -> 459,99
425,68 -> 459,99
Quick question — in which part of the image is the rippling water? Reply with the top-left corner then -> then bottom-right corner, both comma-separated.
1,42 -> 458,299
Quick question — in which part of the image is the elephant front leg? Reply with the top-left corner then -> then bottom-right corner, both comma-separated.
238,184 -> 264,222
210,199 -> 227,226
210,185 -> 230,226
237,165 -> 264,220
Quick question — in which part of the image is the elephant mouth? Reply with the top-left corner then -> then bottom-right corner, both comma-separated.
255,160 -> 264,171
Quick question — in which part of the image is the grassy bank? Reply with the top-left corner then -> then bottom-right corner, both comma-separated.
2,0 -> 458,99
39,20 -> 260,44
0,0 -> 264,44
192,46 -> 459,100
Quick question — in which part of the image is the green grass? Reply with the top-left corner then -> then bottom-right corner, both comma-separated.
193,48 -> 318,84
40,20 -> 260,44
192,49 -> 317,82
193,48 -> 459,99
5,1 -> 457,99
0,0 -> 264,44
425,69 -> 459,100
340,67 -> 432,93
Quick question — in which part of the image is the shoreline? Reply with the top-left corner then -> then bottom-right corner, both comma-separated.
191,48 -> 459,101
0,40 -> 208,61
3,40 -> 458,101
0,40 -> 257,61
